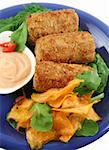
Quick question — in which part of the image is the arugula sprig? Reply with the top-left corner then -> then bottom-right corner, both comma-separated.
7,119 -> 25,134
74,71 -> 101,96
7,119 -> 17,129
0,5 -> 49,33
91,93 -> 104,102
29,103 -> 52,132
89,54 -> 109,93
76,119 -> 99,136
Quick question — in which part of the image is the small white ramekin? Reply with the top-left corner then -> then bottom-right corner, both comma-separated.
0,31 -> 36,94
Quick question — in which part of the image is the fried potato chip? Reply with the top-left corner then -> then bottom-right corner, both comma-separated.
61,94 -> 80,108
52,103 -> 93,116
53,111 -> 75,142
48,93 -> 79,108
69,113 -> 84,122
31,79 -> 83,103
52,97 -> 100,114
87,108 -> 101,121
31,89 -> 58,103
48,97 -> 65,108
15,96 -> 33,108
7,97 -> 33,124
26,128 -> 57,149
69,114 -> 84,132
17,120 -> 30,130
31,93 -> 42,100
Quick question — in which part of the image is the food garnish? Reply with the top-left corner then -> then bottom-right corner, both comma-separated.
29,103 -> 52,132
0,41 -> 16,52
7,119 -> 17,129
91,93 -> 104,102
11,21 -> 27,52
74,71 -> 101,96
76,119 -> 99,136
89,53 -> 109,93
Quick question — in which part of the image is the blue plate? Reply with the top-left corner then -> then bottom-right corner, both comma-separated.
0,3 -> 109,150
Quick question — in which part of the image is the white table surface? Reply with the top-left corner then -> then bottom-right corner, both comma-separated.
0,0 -> 109,150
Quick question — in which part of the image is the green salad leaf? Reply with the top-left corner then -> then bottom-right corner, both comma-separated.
74,71 -> 101,96
78,27 -> 82,31
11,21 -> 27,52
7,119 -> 17,129
89,54 -> 109,93
91,93 -> 104,102
29,103 -> 52,132
7,118 -> 25,134
76,119 -> 99,136
0,4 -> 49,33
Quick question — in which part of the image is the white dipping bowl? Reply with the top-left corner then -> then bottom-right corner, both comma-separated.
0,31 -> 36,94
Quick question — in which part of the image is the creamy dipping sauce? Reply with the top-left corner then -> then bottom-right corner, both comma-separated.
0,48 -> 31,88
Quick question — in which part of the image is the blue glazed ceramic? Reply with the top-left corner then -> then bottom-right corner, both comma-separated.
0,3 -> 109,150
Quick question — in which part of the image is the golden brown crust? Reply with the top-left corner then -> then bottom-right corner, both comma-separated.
33,61 -> 94,92
35,32 -> 95,63
26,9 -> 78,45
